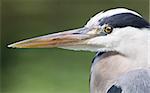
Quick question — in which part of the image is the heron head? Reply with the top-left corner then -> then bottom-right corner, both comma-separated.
8,8 -> 150,55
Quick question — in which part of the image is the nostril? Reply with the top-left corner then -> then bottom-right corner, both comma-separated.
73,32 -> 81,34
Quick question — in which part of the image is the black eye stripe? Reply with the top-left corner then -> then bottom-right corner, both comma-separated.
99,13 -> 150,28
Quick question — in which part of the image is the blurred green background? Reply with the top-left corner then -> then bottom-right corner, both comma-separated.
2,0 -> 149,93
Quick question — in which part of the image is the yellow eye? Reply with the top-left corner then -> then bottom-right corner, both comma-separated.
103,25 -> 113,34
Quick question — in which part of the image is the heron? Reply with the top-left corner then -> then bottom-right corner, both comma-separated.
8,8 -> 150,93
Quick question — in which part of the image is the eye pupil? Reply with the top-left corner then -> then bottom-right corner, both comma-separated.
104,25 -> 113,34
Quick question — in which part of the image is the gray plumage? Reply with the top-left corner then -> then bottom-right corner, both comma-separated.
91,52 -> 150,93
114,68 -> 150,93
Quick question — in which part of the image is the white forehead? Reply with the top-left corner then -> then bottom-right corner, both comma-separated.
85,8 -> 142,27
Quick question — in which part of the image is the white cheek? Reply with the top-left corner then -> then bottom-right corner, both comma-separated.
87,34 -> 120,50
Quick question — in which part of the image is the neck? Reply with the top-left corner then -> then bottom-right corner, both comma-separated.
117,28 -> 150,68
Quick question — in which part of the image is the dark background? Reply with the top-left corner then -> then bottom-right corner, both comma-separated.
2,0 -> 149,93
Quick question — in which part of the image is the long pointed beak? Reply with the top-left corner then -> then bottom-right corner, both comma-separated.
8,27 -> 100,48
